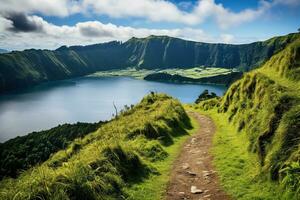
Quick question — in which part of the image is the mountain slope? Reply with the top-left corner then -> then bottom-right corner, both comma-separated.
0,33 -> 299,93
196,36 -> 300,197
0,93 -> 193,200
126,33 -> 299,70
0,121 -> 105,179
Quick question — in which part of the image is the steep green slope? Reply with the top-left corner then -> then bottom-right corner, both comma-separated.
0,42 -> 123,93
127,33 -> 299,70
0,93 -> 193,200
0,33 -> 299,93
195,37 -> 300,198
0,121 -> 105,179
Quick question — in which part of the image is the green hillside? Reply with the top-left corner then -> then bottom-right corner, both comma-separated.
0,33 -> 299,93
0,121 -> 105,179
0,93 -> 194,200
193,36 -> 300,198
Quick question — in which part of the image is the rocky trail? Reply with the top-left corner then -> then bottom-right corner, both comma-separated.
166,112 -> 230,200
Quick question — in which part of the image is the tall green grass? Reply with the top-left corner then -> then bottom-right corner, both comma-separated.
189,107 -> 296,199
0,93 -> 193,200
193,37 -> 300,199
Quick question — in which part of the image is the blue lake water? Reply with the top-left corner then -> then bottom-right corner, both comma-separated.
0,76 -> 226,142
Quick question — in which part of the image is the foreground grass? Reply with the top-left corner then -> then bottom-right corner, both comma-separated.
125,116 -> 199,199
89,67 -> 234,80
189,106 -> 296,200
0,94 -> 195,200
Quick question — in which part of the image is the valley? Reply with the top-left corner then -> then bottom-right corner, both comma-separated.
0,76 -> 226,142
0,30 -> 299,200
0,33 -> 299,93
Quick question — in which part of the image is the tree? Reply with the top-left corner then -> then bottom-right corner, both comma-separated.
298,27 -> 300,32
195,89 -> 218,104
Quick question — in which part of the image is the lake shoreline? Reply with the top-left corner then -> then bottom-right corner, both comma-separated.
0,76 -> 226,142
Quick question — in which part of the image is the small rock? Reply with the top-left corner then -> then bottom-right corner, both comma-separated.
203,173 -> 210,177
191,138 -> 197,143
204,190 -> 209,193
191,186 -> 203,194
187,171 -> 197,176
182,163 -> 190,170
203,194 -> 211,198
178,192 -> 185,195
196,161 -> 203,165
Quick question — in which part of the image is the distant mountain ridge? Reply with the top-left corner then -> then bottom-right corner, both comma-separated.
0,49 -> 8,54
0,33 -> 299,93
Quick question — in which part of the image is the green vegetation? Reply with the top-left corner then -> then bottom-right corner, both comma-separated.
144,71 -> 243,86
89,67 -> 240,85
90,68 -> 154,79
195,89 -> 218,104
0,93 -> 195,200
125,116 -> 198,200
90,67 -> 234,79
159,67 -> 234,78
189,108 -> 295,199
193,36 -> 300,199
0,33 -> 299,93
0,121 -> 105,179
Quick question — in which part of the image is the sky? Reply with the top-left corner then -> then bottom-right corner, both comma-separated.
0,0 -> 299,50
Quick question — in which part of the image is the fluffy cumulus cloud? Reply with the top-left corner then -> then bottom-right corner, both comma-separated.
80,0 -> 269,28
0,14 -> 238,50
0,0 -> 296,28
4,12 -> 44,32
0,0 -> 77,17
0,0 -> 297,50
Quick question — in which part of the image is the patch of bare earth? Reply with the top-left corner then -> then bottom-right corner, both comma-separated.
166,112 -> 230,200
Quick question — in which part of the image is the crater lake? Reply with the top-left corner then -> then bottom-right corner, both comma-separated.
0,76 -> 226,142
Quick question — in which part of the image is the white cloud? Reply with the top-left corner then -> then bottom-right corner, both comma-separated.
0,0 -> 74,17
220,34 -> 234,43
0,0 -> 297,29
80,0 -> 268,28
0,15 -> 241,50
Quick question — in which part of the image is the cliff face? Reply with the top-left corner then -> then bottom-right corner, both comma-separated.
0,33 -> 299,93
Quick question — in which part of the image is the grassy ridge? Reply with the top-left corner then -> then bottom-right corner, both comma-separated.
0,93 -> 193,200
0,121 -> 105,179
188,108 -> 295,199
1,33 -> 299,93
194,37 -> 300,198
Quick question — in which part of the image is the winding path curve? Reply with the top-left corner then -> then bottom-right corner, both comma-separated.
166,112 -> 230,200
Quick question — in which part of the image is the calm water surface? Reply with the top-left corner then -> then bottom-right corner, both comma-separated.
0,76 -> 226,142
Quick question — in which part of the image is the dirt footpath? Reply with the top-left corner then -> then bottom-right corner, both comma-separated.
166,112 -> 230,200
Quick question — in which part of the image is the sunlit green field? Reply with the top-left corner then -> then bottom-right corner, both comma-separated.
89,67 -> 235,80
